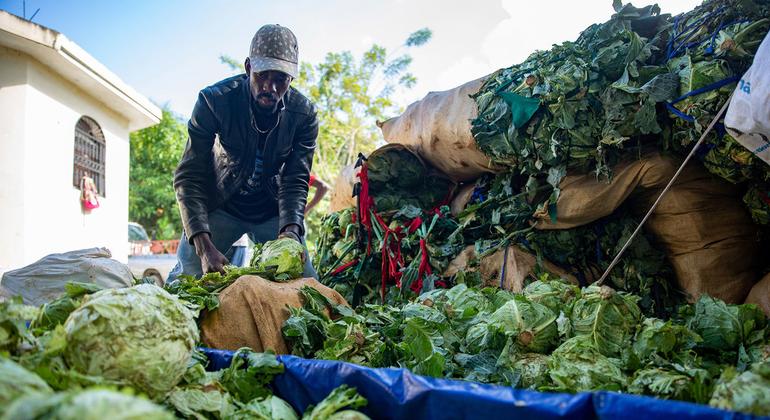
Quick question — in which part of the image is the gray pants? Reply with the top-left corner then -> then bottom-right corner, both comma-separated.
167,209 -> 317,283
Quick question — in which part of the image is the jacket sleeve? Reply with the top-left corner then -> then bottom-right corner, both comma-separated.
278,105 -> 318,236
174,90 -> 219,242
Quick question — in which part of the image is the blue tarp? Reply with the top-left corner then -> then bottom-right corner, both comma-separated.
201,347 -> 764,420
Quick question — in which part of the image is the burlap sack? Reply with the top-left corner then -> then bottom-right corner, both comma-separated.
329,164 -> 359,212
378,76 -> 500,182
200,276 -> 348,353
444,245 -> 576,292
450,184 -> 475,217
537,151 -> 760,304
746,272 -> 770,317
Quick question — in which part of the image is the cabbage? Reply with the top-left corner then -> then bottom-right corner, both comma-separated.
488,295 -> 559,353
328,411 -> 372,420
63,285 -> 198,398
0,297 -> 39,355
522,279 -> 581,315
709,362 -> 770,415
303,384 -> 368,420
548,335 -> 627,392
0,357 -> 52,415
4,388 -> 174,420
628,364 -> 711,403
508,353 -> 551,389
256,238 -> 306,281
570,285 -> 641,357
165,387 -> 237,419
687,296 -> 766,351
630,318 -> 701,366
233,395 -> 299,420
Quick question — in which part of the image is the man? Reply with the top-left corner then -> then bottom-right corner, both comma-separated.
168,24 -> 318,282
304,173 -> 329,214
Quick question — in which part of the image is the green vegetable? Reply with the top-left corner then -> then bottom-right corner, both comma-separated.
570,285 -> 641,357
164,387 -> 237,420
254,238 -> 307,281
628,364 -> 711,403
522,279 -> 581,315
3,388 -> 174,420
687,296 -> 766,351
63,284 -> 198,398
31,282 -> 102,332
234,395 -> 299,420
302,385 -> 368,420
0,357 -> 52,415
0,297 -> 39,356
487,295 -> 559,354
220,348 -> 285,403
710,362 -> 770,415
548,335 -> 627,392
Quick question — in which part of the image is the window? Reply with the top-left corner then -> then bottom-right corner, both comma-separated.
73,116 -> 106,196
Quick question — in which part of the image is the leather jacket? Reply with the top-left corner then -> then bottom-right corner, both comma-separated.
174,74 -> 318,242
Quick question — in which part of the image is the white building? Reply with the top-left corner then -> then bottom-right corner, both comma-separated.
0,11 -> 161,270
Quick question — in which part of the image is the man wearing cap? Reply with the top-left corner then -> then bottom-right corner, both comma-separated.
168,24 -> 318,281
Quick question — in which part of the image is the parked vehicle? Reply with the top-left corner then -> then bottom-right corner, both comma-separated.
128,222 -> 176,285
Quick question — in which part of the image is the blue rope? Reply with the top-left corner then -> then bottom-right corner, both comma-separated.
704,19 -> 751,55
666,75 -> 740,123
666,5 -> 728,61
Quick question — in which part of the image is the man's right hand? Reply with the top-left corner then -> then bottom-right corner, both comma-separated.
192,233 -> 228,274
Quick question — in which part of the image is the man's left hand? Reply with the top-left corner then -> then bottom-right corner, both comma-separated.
278,224 -> 302,243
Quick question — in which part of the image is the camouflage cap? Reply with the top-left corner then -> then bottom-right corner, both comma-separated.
249,24 -> 299,78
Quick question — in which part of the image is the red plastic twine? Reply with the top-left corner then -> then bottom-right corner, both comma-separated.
330,258 -> 359,276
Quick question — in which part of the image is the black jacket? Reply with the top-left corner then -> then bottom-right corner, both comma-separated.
174,74 -> 318,242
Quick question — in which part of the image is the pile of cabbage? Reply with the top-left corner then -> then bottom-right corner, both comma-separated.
282,280 -> 770,415
471,0 -> 770,225
0,284 -> 370,419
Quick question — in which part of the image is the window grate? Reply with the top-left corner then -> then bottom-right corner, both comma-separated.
73,117 -> 106,196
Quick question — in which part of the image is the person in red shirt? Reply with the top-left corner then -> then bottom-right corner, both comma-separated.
305,173 -> 329,214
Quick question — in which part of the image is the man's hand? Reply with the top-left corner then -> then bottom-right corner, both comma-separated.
278,224 -> 306,263
192,232 -> 228,274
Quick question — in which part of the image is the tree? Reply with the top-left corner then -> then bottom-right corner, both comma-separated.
221,29 -> 432,246
129,108 -> 187,240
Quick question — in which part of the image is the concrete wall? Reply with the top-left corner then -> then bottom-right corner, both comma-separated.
0,46 -> 131,270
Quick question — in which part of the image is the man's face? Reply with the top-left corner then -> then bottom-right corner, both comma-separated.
245,59 -> 292,114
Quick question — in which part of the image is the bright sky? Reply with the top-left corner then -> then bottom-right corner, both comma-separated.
1,0 -> 702,120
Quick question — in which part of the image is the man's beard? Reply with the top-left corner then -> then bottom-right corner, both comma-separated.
254,93 -> 280,114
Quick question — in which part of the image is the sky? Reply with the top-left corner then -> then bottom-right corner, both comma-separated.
0,0 -> 702,120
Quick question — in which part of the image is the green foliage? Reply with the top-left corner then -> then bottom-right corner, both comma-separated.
129,108 -> 187,240
0,357 -> 53,415
710,362 -> 770,415
302,384 -> 369,420
220,348 -> 285,403
4,388 -> 175,420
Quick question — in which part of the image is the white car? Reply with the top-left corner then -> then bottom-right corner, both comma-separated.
127,222 -> 177,285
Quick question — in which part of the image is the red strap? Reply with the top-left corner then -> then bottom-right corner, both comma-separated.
309,173 -> 317,187
407,217 -> 423,234
330,258 -> 359,276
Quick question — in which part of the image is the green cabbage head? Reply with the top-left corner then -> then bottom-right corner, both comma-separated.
522,279 -> 581,315
687,295 -> 766,351
570,285 -> 641,357
63,284 -> 198,398
548,335 -> 627,393
709,362 -> 770,415
4,388 -> 174,420
257,238 -> 306,281
0,357 -> 52,415
488,295 -> 559,354
233,395 -> 298,420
